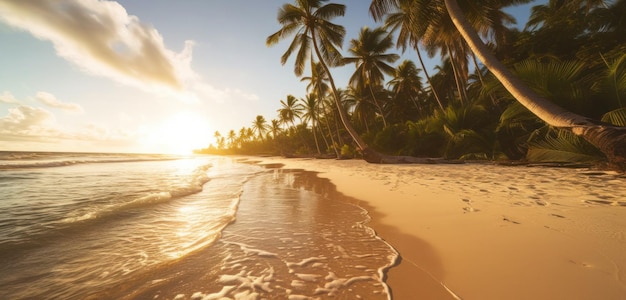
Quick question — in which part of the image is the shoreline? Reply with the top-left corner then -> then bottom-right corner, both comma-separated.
243,155 -> 626,299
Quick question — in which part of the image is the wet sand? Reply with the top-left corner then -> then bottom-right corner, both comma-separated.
249,156 -> 626,299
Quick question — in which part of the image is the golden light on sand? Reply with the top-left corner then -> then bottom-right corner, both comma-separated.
142,112 -> 212,154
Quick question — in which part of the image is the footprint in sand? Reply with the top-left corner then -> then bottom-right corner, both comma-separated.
502,216 -> 521,224
461,198 -> 480,213
584,199 -> 614,206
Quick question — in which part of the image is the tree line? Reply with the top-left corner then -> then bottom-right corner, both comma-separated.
196,0 -> 626,170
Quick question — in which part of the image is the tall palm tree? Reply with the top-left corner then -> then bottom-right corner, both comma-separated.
300,93 -> 322,154
374,0 -> 530,106
382,0 -> 445,111
343,26 -> 400,127
267,0 -> 379,161
442,0 -> 626,170
387,59 -> 426,120
251,115 -> 269,142
301,60 -> 339,156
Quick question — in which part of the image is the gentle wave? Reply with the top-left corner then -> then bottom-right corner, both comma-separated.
60,163 -> 212,226
0,157 -> 180,170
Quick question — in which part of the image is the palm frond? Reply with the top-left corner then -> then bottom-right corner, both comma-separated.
527,127 -> 605,163
601,107 -> 626,126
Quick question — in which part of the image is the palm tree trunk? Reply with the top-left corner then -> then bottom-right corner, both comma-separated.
312,121 -> 321,155
368,84 -> 388,127
414,44 -> 445,111
444,0 -> 626,171
320,96 -> 340,157
471,52 -> 497,106
447,45 -> 467,105
310,26 -> 382,161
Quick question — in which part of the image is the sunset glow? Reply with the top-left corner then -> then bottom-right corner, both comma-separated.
142,112 -> 212,154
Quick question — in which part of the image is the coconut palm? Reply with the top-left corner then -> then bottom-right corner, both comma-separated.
442,0 -> 626,169
267,0 -> 380,161
270,119 -> 282,139
387,59 -> 426,120
343,26 -> 400,127
301,60 -> 339,156
277,94 -> 303,130
251,115 -> 269,142
382,0 -> 445,111
300,93 -> 322,154
227,130 -> 236,149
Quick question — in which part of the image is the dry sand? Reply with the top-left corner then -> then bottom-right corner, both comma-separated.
246,156 -> 626,300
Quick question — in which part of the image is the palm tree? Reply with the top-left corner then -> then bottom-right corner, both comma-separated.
277,94 -> 303,130
270,119 -> 282,139
387,59 -> 426,120
300,93 -> 323,154
251,115 -> 269,142
301,60 -> 339,156
343,26 -> 400,127
382,0 -> 445,111
213,131 -> 223,150
442,0 -> 626,170
267,0 -> 380,161
227,130 -> 237,149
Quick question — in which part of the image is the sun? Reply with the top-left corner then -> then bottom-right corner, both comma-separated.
143,112 -> 213,154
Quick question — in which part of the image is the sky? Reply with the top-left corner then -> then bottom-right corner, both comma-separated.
0,0 -> 541,154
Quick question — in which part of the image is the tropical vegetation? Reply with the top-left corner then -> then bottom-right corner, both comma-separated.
196,0 -> 626,171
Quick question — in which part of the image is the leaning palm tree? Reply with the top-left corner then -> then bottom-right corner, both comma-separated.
267,0 -> 382,161
343,26 -> 400,127
369,0 -> 626,170
442,0 -> 626,170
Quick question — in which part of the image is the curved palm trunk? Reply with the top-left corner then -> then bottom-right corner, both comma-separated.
444,0 -> 626,171
310,27 -> 383,161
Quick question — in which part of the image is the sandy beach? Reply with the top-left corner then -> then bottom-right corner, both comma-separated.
247,156 -> 626,300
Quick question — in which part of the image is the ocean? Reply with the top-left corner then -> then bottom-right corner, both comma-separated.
0,152 -> 397,300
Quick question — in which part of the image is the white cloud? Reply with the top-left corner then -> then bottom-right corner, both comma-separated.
0,105 -> 136,148
0,105 -> 61,142
0,0 -> 261,104
36,91 -> 84,113
0,91 -> 20,104
0,0 -> 245,102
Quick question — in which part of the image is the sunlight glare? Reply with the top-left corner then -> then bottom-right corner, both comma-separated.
143,112 -> 212,154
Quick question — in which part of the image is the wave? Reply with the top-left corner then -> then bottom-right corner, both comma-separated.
0,151 -> 191,170
60,164 -> 212,225
0,157 -> 181,170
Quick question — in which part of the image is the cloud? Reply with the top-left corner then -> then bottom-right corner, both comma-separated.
0,105 -> 133,146
0,105 -> 61,141
0,0 -> 191,95
0,91 -> 20,104
0,0 -> 260,105
36,91 -> 84,113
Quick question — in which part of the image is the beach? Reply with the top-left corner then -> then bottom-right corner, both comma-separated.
248,156 -> 626,299
2,152 -> 625,299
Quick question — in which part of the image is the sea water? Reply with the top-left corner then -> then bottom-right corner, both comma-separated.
0,152 -> 397,299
